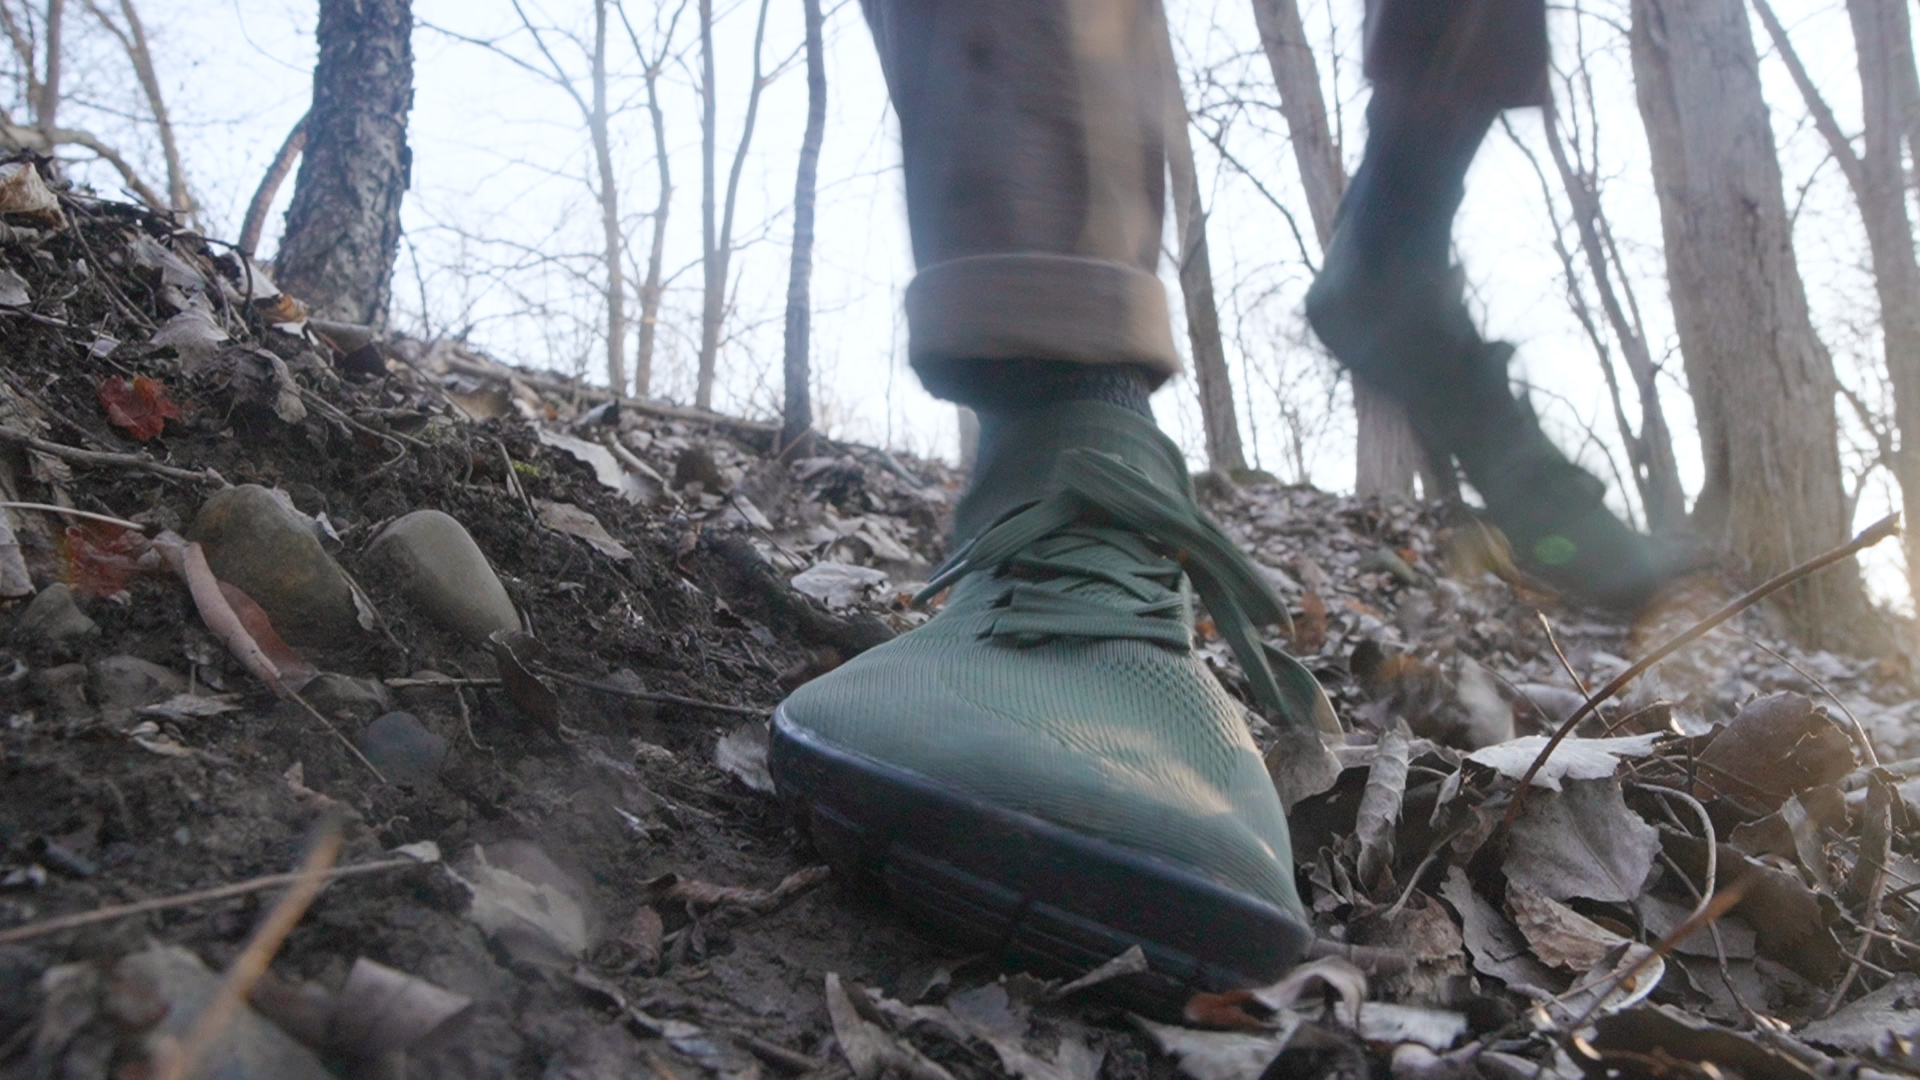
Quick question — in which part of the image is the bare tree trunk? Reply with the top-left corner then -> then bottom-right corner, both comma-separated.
635,43 -> 671,398
697,0 -> 719,407
695,0 -> 773,410
590,0 -> 626,394
0,6 -> 44,116
1753,0 -> 1920,604
1248,0 -> 1422,497
36,0 -> 63,135
607,1 -> 684,395
276,0 -> 413,327
1631,0 -> 1874,647
781,0 -> 825,451
1538,112 -> 1688,532
86,0 -> 186,216
1160,24 -> 1245,473
239,113 -> 307,256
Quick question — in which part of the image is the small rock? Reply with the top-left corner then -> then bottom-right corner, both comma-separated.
366,510 -> 519,644
14,584 -> 97,650
89,656 -> 184,726
357,711 -> 447,787
302,672 -> 393,721
31,662 -> 91,724
111,946 -> 332,1080
192,485 -> 361,647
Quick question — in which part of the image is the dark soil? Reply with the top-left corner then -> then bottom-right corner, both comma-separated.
0,179 -> 988,1079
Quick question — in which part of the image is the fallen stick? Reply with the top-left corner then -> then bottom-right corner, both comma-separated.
151,530 -> 386,783
152,532 -> 287,694
1502,513 -> 1899,827
0,855 -> 419,946
0,425 -> 225,485
0,500 -> 144,532
532,664 -> 768,717
156,818 -> 343,1080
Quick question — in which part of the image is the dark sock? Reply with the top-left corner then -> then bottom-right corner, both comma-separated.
934,359 -> 1156,417
960,361 -> 1155,476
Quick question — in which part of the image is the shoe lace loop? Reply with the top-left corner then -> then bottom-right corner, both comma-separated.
917,449 -> 1323,729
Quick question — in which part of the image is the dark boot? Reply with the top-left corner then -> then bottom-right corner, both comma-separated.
1306,86 -> 1667,611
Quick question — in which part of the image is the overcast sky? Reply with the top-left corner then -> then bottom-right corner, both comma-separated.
11,0 -> 1906,606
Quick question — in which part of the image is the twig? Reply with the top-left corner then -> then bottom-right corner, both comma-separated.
0,501 -> 144,532
1658,851 -> 1763,1027
289,688 -> 389,784
298,385 -> 428,452
1742,632 -> 1880,768
154,532 -> 288,694
0,369 -> 107,448
384,676 -> 503,688
455,685 -> 490,753
1381,821 -> 1474,919
737,1034 -> 825,1074
1634,784 -> 1717,905
1536,611 -> 1592,697
0,305 -> 75,328
0,852 -> 417,946
156,817 -> 343,1080
1304,938 -> 1411,976
1504,513 -> 1899,827
1552,876 -> 1752,1042
498,440 -> 536,519
532,663 -> 768,717
0,425 -> 225,485
1828,775 -> 1895,1014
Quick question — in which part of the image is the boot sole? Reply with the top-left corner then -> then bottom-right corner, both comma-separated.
769,705 -> 1311,1017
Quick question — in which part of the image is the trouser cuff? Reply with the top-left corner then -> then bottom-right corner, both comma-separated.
906,254 -> 1181,401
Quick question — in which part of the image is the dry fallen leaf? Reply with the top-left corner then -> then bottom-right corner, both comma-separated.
0,161 -> 65,227
97,375 -> 184,441
329,957 -> 471,1061
714,721 -> 775,793
1465,733 -> 1663,791
825,973 -> 956,1080
1693,693 -> 1856,809
1506,882 -> 1627,971
536,500 -> 633,560
1503,778 -> 1660,903
647,864 -> 830,913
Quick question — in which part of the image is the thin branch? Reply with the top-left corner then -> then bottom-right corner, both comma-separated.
1504,513 -> 1901,826
239,111 -> 307,255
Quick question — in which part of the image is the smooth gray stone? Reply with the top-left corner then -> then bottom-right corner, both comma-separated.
357,711 -> 448,786
108,946 -> 332,1080
366,510 -> 519,644
89,655 -> 185,724
14,583 -> 97,649
191,485 -> 360,647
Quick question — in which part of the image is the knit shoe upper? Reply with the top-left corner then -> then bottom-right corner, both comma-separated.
777,401 -> 1319,921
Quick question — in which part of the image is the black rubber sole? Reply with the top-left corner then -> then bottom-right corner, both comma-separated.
769,706 -> 1311,1018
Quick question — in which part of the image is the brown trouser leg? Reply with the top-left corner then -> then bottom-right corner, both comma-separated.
859,0 -> 1183,405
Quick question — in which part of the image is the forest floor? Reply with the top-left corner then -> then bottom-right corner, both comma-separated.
5,162 -> 1920,1080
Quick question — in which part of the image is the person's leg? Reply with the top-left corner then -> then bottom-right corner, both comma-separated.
1307,0 -> 1668,610
773,0 -> 1324,1010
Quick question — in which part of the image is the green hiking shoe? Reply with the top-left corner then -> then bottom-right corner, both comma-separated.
771,401 -> 1321,1010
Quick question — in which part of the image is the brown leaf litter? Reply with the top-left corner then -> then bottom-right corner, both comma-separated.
3,164 -> 1920,1080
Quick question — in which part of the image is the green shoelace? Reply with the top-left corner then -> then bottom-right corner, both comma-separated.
918,448 -> 1336,736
